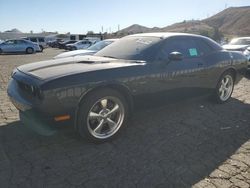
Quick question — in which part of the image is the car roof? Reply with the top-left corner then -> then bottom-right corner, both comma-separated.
129,32 -> 203,39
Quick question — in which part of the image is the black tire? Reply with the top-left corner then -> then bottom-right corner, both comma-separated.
213,71 -> 235,103
72,46 -> 77,51
0,48 -> 2,54
76,88 -> 129,143
26,47 -> 34,54
39,45 -> 44,52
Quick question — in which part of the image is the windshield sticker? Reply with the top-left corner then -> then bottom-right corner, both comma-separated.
136,38 -> 153,45
189,48 -> 198,56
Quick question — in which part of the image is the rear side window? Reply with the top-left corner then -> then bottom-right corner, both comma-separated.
38,38 -> 45,42
30,38 -> 37,42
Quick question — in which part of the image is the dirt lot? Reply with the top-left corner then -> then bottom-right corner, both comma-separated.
0,48 -> 250,188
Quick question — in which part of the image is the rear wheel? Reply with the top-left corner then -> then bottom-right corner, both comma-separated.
214,71 -> 234,103
26,47 -> 34,54
76,88 -> 128,143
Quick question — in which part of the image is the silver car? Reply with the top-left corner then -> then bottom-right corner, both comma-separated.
0,39 -> 41,54
55,39 -> 118,59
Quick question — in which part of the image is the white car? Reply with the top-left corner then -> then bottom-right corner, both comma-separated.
66,40 -> 94,51
23,37 -> 47,52
54,39 -> 118,59
223,37 -> 250,52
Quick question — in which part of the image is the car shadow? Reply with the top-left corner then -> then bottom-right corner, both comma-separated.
0,52 -> 38,55
0,97 -> 249,187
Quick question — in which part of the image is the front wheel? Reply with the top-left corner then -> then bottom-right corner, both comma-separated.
214,72 -> 234,103
76,89 -> 128,143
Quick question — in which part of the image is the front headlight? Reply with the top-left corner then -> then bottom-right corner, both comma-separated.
11,68 -> 17,77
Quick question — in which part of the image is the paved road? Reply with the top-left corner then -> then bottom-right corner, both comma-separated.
0,49 -> 250,188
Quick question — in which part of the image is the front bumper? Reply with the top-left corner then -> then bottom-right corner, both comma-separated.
7,78 -> 64,136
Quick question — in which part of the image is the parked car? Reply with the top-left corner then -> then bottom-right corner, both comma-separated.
54,39 -> 118,59
47,39 -> 64,48
0,39 -> 41,54
223,37 -> 250,52
243,47 -> 250,71
58,40 -> 77,49
7,33 -> 248,142
66,40 -> 93,51
23,37 -> 47,52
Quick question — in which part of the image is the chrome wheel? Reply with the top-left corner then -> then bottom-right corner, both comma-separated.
87,96 -> 125,139
218,75 -> 233,101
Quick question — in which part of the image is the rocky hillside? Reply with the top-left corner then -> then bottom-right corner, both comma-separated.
117,6 -> 250,37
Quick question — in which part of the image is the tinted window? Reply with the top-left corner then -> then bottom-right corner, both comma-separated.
16,40 -> 25,44
157,36 -> 214,60
38,38 -> 45,42
30,38 -> 37,42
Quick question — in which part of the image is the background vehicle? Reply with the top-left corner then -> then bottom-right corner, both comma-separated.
47,39 -> 64,48
23,37 -> 47,52
66,40 -> 93,51
58,40 -> 77,49
0,39 -> 41,54
243,47 -> 250,71
223,37 -> 250,52
7,33 -> 248,142
54,39 -> 118,59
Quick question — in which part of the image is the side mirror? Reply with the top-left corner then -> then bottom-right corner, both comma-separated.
168,51 -> 183,61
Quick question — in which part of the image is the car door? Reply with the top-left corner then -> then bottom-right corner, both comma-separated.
154,36 -> 209,97
15,40 -> 27,52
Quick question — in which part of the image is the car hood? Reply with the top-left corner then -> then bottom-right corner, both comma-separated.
223,44 -> 249,50
17,55 -> 145,81
54,49 -> 96,59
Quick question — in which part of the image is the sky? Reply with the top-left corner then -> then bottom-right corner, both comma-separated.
0,0 -> 249,34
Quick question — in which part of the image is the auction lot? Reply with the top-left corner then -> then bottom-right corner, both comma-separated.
0,48 -> 250,188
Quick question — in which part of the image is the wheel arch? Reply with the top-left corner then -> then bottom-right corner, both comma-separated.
74,83 -> 134,128
222,67 -> 237,82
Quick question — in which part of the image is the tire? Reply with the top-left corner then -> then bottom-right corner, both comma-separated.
26,47 -> 34,54
39,45 -> 44,52
76,88 -> 128,143
72,46 -> 77,51
0,48 -> 2,54
214,71 -> 234,103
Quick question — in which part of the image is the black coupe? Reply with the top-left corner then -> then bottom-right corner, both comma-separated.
7,33 -> 248,142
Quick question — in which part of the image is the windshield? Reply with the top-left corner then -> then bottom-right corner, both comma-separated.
95,36 -> 162,61
88,40 -> 113,51
230,38 -> 250,45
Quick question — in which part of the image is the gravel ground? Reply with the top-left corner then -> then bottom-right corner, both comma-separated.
0,48 -> 250,188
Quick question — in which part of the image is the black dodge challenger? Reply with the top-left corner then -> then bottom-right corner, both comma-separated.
7,33 -> 248,142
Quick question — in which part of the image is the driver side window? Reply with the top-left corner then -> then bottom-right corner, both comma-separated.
157,37 -> 201,61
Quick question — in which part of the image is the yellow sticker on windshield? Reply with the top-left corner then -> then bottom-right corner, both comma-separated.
189,48 -> 198,56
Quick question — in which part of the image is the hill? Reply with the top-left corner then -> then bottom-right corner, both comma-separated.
116,6 -> 250,38
204,6 -> 250,36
